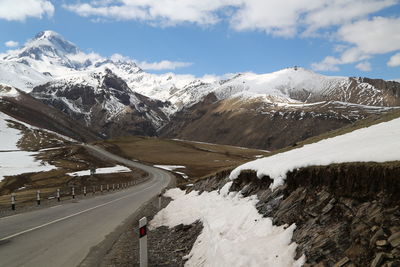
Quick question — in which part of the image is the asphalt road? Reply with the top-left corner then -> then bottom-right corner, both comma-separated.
0,144 -> 173,267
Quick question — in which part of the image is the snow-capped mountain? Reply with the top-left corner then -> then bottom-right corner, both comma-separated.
1,30 -> 400,149
31,68 -> 169,137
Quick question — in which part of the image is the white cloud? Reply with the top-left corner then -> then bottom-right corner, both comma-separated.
63,0 -> 397,37
338,17 -> 400,55
4,40 -> 19,47
388,53 -> 400,67
137,60 -> 192,71
356,61 -> 372,72
0,0 -> 54,21
312,16 -> 400,71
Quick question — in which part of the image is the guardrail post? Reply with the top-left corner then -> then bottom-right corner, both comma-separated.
37,190 -> 41,206
83,186 -> 87,196
11,193 -> 16,210
139,217 -> 148,267
72,187 -> 75,199
57,189 -> 60,202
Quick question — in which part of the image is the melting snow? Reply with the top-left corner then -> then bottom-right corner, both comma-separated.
230,117 -> 400,189
151,182 -> 305,267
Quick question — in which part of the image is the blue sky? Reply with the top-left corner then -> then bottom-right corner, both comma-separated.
0,0 -> 399,80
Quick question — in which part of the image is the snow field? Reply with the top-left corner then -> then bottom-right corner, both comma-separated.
151,182 -> 305,267
230,117 -> 400,189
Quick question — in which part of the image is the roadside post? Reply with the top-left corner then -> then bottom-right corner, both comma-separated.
72,187 -> 75,199
11,193 -> 16,210
158,192 -> 162,210
93,186 -> 96,195
37,190 -> 41,206
107,184 -> 109,191
112,184 -> 115,190
57,189 -> 60,202
100,185 -> 103,193
83,186 -> 87,196
117,184 -> 120,190
139,217 -> 148,267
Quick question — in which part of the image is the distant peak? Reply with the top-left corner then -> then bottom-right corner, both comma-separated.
34,30 -> 62,40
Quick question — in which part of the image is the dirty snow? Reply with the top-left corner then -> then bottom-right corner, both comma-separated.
151,182 -> 305,267
68,165 -> 131,176
230,117 -> 400,189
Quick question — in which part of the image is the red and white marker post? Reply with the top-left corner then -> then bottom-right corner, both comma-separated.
139,217 -> 148,267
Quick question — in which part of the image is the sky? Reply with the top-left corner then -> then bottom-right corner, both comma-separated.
0,0 -> 399,80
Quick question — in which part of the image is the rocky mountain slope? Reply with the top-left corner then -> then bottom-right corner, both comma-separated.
0,84 -> 99,142
1,31 -> 400,149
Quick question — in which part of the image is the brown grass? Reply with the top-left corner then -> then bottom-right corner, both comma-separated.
96,136 -> 269,183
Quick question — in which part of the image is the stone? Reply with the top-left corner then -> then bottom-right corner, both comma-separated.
333,257 -> 350,267
322,203 -> 334,214
389,226 -> 400,235
388,232 -> 400,248
376,240 -> 389,247
370,252 -> 385,267
370,229 -> 385,247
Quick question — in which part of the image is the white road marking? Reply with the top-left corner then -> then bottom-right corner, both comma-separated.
0,182 -> 156,242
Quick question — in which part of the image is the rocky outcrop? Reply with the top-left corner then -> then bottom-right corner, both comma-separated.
0,87 -> 100,142
192,162 -> 400,266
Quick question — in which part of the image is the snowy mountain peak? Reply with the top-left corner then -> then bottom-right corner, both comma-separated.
29,30 -> 79,55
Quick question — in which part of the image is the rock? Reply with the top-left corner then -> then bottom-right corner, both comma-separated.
333,257 -> 350,267
388,232 -> 400,248
389,226 -> 400,235
376,240 -> 389,247
322,203 -> 334,214
371,229 -> 385,247
370,252 -> 385,267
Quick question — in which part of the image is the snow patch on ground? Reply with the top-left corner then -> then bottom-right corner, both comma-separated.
230,118 -> 400,189
151,182 -> 305,267
154,165 -> 189,179
0,151 -> 54,182
0,112 -> 24,150
68,165 -> 131,176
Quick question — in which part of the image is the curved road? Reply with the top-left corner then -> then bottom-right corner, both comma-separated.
0,144 -> 174,267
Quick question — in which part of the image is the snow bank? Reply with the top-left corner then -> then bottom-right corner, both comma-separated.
68,165 -> 131,176
151,183 -> 305,267
230,118 -> 400,189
